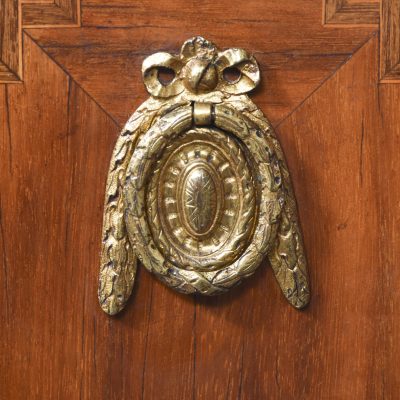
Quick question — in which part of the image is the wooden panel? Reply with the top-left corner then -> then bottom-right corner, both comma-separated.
3,1 -> 400,399
324,0 -> 380,25
380,0 -> 400,81
0,0 -> 21,82
3,30 -> 400,399
22,0 -> 80,27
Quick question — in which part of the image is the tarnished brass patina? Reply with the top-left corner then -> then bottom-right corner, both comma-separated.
98,37 -> 310,315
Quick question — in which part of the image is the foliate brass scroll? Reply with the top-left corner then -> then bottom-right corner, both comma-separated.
98,37 -> 310,315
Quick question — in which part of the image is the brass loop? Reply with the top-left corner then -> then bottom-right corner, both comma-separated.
193,102 -> 213,126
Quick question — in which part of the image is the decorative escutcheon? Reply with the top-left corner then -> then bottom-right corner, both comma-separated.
98,37 -> 310,315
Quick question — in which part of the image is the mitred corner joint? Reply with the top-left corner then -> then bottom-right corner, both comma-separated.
323,0 -> 400,83
0,0 -> 81,83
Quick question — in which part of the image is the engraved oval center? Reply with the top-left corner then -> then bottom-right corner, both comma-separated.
183,166 -> 218,235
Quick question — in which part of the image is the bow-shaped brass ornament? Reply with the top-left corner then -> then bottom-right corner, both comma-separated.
98,37 -> 310,315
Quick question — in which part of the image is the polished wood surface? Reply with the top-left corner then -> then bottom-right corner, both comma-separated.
1,1 -> 400,399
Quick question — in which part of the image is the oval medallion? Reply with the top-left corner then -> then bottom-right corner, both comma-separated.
146,127 -> 257,271
182,166 -> 219,236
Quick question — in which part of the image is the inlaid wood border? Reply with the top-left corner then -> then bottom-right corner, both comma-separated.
380,0 -> 400,81
2,1 -> 400,83
22,0 -> 81,28
323,0 -> 380,25
0,0 -> 22,82
324,0 -> 400,81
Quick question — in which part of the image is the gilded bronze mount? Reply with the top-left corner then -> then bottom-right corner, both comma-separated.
98,37 -> 310,315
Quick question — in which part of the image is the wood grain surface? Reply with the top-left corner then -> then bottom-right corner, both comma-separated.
1,1 -> 400,399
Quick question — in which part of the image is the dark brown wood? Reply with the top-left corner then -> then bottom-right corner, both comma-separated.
1,1 -> 400,399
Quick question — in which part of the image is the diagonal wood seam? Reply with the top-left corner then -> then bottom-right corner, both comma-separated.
0,54 -> 21,81
276,31 -> 378,127
23,31 -> 120,127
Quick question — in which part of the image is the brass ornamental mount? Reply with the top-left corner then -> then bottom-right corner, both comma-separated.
98,37 -> 310,315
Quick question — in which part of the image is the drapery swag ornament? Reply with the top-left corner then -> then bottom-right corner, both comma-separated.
98,37 -> 310,315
